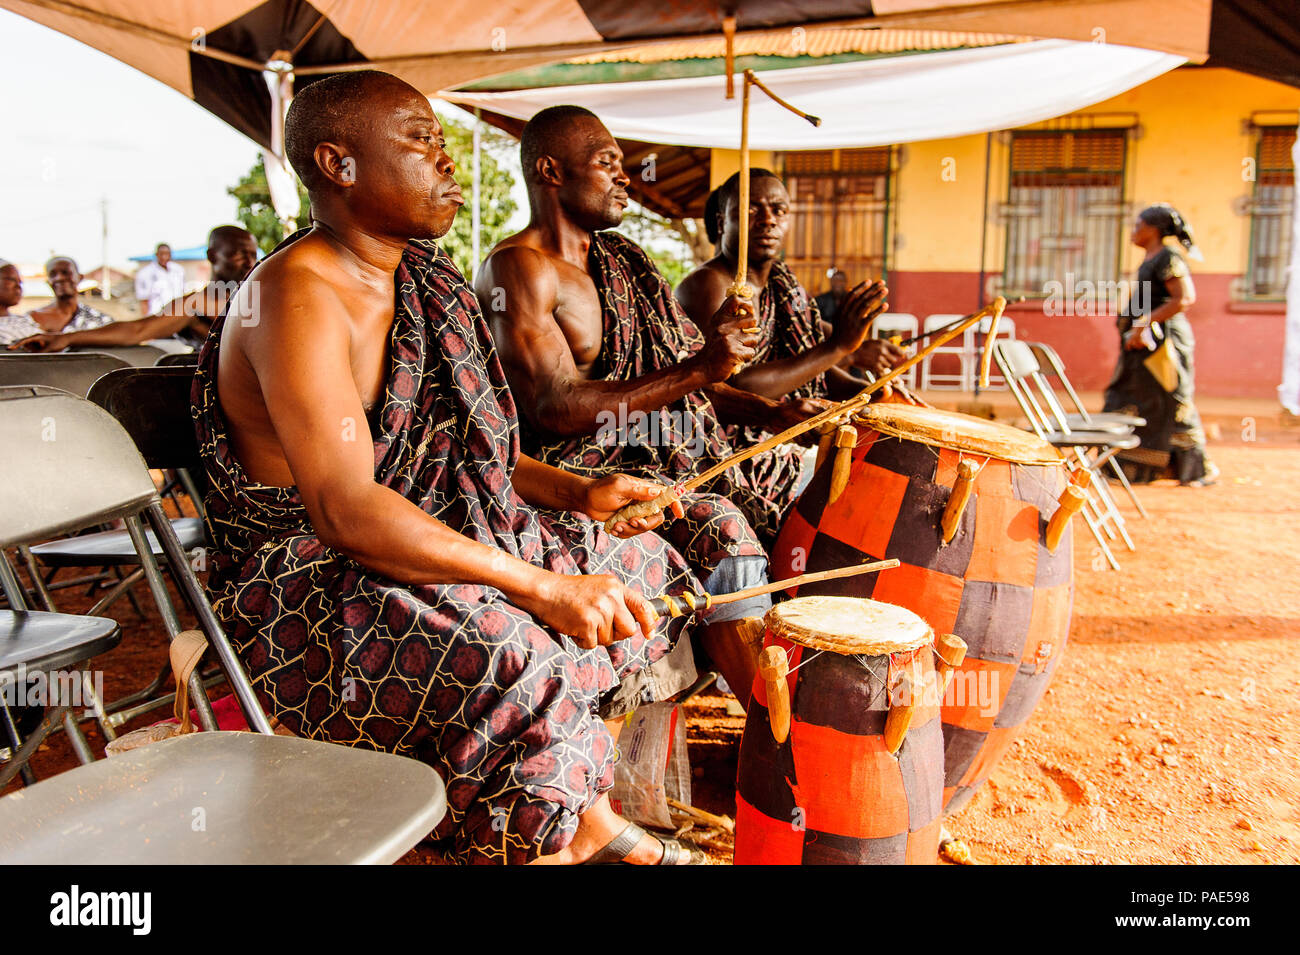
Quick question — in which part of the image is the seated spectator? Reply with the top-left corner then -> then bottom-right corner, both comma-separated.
0,257 -> 112,346
0,261 -> 22,318
135,242 -> 186,316
9,227 -> 258,353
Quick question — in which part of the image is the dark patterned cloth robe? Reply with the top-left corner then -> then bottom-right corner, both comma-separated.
191,238 -> 699,864
523,231 -> 804,552
728,259 -> 827,493
1103,246 -> 1211,484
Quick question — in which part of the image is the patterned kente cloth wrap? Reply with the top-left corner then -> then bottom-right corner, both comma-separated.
729,260 -> 828,491
523,231 -> 803,553
192,236 -> 699,864
1103,246 -> 1211,484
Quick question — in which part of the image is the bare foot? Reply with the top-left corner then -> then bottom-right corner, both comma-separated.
532,794 -> 672,865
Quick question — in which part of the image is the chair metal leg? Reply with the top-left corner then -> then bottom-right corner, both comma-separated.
1080,505 -> 1121,571
63,709 -> 95,764
147,501 -> 274,735
123,514 -> 220,734
1107,456 -> 1150,519
0,701 -> 38,786
0,704 -> 69,789
18,546 -> 56,612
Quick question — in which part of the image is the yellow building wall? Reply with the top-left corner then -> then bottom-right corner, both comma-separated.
893,134 -> 989,273
710,148 -> 777,187
885,68 -> 1300,275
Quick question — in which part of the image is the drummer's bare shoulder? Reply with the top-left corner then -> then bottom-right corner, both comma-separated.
674,256 -> 732,327
477,234 -> 604,371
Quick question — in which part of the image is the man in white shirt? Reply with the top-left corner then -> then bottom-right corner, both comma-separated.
134,243 -> 186,315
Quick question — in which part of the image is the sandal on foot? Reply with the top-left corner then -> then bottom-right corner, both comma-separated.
583,821 -> 706,865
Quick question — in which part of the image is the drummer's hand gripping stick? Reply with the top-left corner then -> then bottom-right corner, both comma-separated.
603,299 -> 1008,534
645,558 -> 901,618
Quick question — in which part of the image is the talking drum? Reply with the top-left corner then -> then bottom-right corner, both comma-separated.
733,596 -> 945,865
773,403 -> 1075,813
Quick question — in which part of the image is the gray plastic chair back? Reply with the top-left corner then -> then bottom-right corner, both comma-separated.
0,353 -> 130,398
0,388 -> 156,548
69,345 -> 166,367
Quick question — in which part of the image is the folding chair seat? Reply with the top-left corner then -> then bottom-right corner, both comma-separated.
919,313 -> 974,390
0,352 -> 129,398
0,388 -> 446,861
1,550 -> 121,786
0,731 -> 446,864
994,341 -> 1139,570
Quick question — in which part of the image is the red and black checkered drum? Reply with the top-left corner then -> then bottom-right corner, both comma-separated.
773,403 -> 1073,813
734,596 -> 944,864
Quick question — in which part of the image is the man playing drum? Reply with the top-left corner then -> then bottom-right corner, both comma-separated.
477,106 -> 802,708
193,70 -> 708,865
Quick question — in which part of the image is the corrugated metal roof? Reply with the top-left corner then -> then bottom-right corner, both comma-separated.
566,28 -> 1028,65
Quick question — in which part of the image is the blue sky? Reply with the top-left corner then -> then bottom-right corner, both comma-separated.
0,9 -> 505,274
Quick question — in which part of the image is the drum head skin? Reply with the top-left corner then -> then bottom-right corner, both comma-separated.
854,403 -> 1063,466
767,596 -> 932,656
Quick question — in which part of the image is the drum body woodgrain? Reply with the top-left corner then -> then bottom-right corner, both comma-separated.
733,596 -> 944,865
772,403 -> 1074,813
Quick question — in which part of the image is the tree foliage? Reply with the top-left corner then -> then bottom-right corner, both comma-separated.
616,205 -> 712,287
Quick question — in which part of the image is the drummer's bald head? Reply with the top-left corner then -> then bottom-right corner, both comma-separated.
285,70 -> 424,193
521,105 -> 605,184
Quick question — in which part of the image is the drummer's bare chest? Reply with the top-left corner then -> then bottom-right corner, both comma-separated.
551,258 -> 606,373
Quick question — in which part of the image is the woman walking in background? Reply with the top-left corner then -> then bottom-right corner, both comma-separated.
1104,203 -> 1217,486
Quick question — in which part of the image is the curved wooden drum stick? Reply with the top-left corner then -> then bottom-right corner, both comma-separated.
758,645 -> 791,743
1045,484 -> 1088,553
940,459 -> 980,544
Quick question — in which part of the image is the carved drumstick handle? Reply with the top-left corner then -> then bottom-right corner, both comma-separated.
884,667 -> 916,755
603,486 -> 682,535
933,632 -> 968,697
1045,484 -> 1088,552
940,459 -> 980,544
828,423 -> 858,504
758,645 -> 791,744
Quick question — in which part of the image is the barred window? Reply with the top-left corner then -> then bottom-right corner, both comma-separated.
1246,125 -> 1296,300
781,147 -> 893,295
1001,130 -> 1128,298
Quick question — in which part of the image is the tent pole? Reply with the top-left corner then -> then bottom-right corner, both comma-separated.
100,197 -> 110,300
472,108 -> 482,280
1282,119 -> 1300,415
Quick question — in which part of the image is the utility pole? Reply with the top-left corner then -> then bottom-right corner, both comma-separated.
101,197 -> 111,299
471,108 -> 482,280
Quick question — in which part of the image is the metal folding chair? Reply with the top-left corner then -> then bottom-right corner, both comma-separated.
919,313 -> 973,390
0,387 -> 446,861
156,351 -> 199,367
67,344 -> 166,367
22,369 -> 210,737
0,352 -> 129,398
1027,342 -> 1149,519
872,313 -> 919,387
994,341 -> 1138,570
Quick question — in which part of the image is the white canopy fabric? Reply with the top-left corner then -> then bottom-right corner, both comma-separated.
443,39 -> 1186,150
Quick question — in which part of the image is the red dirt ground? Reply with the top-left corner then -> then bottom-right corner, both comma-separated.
7,397 -> 1298,865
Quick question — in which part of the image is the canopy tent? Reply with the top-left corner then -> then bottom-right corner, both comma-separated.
2,0 -> 1297,153
443,40 -> 1187,150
